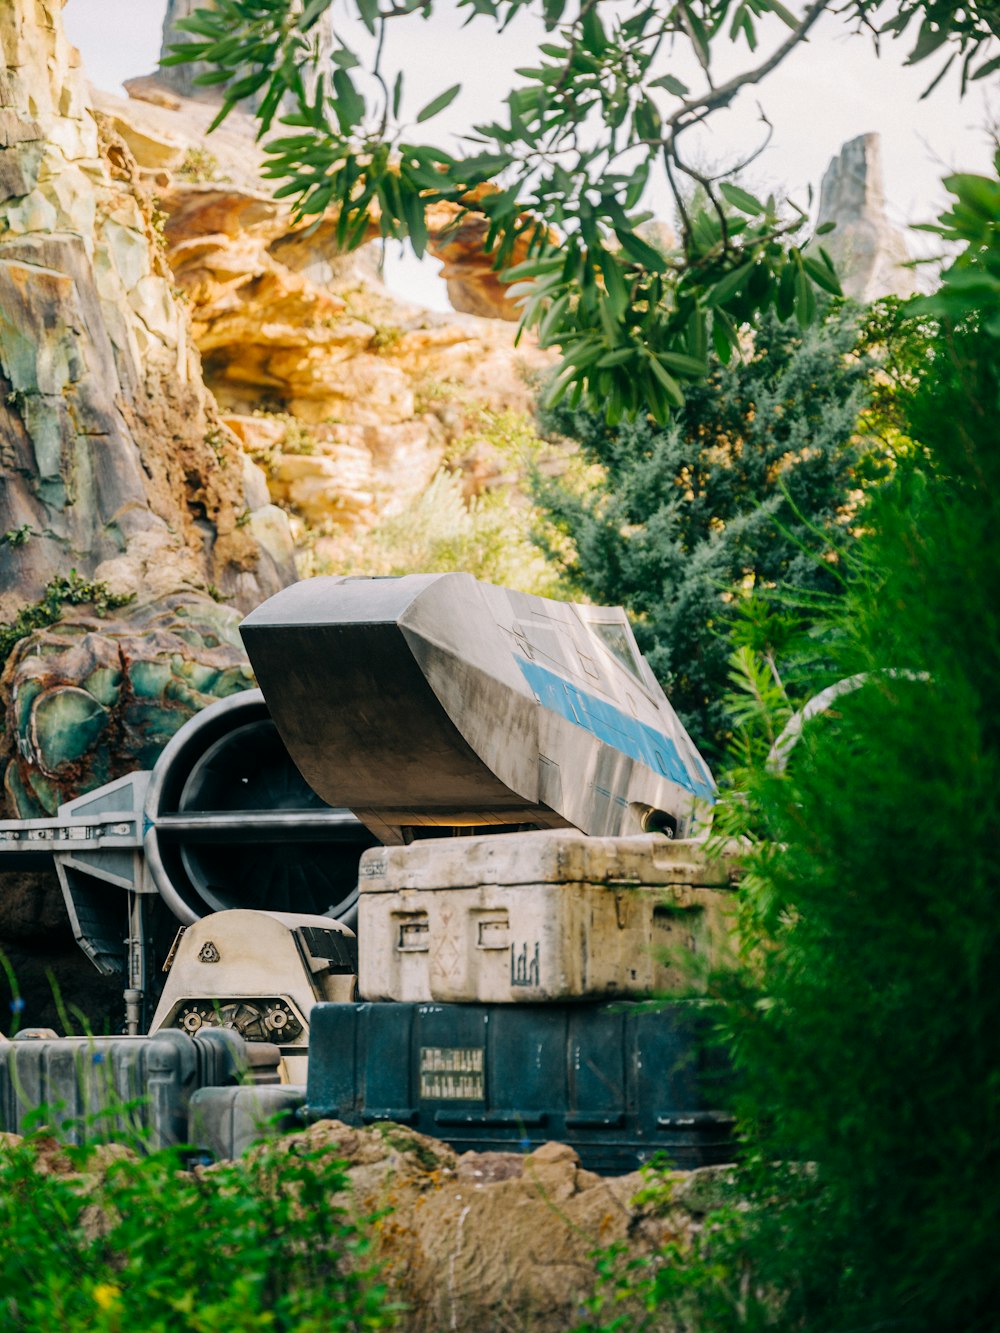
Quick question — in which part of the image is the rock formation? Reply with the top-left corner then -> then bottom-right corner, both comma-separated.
0,3 -> 294,626
3,595 -> 253,816
0,0 -> 300,1016
0,1 -> 296,813
136,5 -> 541,324
6,1119 -> 734,1332
816,132 -> 916,302
86,81 -> 554,542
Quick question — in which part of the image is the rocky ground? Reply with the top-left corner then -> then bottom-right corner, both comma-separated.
5,1118 -> 733,1332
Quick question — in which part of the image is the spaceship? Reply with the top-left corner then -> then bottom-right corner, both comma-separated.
241,573 -> 714,845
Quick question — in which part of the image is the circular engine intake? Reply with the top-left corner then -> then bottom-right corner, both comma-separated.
144,690 -> 377,927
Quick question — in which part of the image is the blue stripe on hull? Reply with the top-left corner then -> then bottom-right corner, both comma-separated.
515,657 -> 713,801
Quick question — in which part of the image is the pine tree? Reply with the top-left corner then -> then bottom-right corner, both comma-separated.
535,303 -> 880,760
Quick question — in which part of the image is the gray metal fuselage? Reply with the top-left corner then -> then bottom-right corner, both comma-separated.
240,574 -> 714,844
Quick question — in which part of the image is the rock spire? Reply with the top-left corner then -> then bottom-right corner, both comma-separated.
816,132 -> 915,302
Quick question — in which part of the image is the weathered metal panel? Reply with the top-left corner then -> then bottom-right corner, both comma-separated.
0,1028 -> 277,1148
240,574 -> 715,844
150,909 -> 357,1083
188,1084 -> 306,1161
304,1001 -> 734,1174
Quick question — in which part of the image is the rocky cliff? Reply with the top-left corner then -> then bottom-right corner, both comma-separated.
0,0 -> 295,625
93,75 -> 554,564
0,0 -> 299,821
816,132 -> 916,302
0,0 -> 301,1014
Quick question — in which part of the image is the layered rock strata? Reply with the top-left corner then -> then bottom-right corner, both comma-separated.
90,83 -> 554,535
0,1 -> 294,622
0,2 -> 300,1010
0,2 -> 300,817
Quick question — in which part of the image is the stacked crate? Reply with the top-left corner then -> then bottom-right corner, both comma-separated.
304,829 -> 742,1172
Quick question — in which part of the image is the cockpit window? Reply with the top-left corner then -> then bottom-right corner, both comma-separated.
591,620 -> 642,679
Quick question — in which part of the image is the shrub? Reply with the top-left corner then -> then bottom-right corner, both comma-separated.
533,303 -> 902,761
577,170 -> 1000,1333
0,1128 -> 396,1333
0,573 -> 134,672
315,467 -> 567,597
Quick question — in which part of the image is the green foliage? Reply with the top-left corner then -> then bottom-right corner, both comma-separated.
1,525 -> 33,548
719,311 -> 1000,1328
176,145 -> 230,182
0,573 -> 134,673
0,1129 -> 396,1333
534,302 -> 882,759
911,150 -> 1000,332
280,417 -> 319,455
367,322 -> 404,352
312,466 -> 566,597
580,171 -> 1000,1333
166,0 -> 996,420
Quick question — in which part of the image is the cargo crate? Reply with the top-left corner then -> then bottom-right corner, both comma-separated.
0,1028 -> 280,1149
358,830 -> 740,1003
304,1000 -> 734,1174
188,1084 -> 306,1161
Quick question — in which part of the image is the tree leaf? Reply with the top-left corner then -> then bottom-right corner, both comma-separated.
615,229 -> 668,273
357,0 -> 379,35
416,83 -> 462,123
794,263 -> 817,328
764,0 -> 799,29
709,261 -> 754,306
597,250 -> 630,319
720,182 -> 763,215
299,0 -> 332,30
659,350 -> 709,378
332,67 -> 365,131
803,255 -> 842,296
597,347 -> 635,367
648,73 -> 690,96
646,352 -> 686,406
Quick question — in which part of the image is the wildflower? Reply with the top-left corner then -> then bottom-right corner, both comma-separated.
92,1283 -> 121,1311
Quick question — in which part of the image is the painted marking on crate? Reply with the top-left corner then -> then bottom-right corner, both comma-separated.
510,941 -> 540,987
419,1046 -> 485,1101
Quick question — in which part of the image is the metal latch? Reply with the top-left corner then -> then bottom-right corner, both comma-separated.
396,917 -> 430,952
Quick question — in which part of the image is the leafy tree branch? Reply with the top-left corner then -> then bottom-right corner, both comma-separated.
167,0 -> 997,418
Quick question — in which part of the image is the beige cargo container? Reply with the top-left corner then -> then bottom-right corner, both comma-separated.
357,831 -> 741,1003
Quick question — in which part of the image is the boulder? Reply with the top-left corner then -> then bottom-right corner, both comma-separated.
1,595 -> 254,818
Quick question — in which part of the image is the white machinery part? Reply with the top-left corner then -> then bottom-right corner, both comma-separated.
150,910 -> 357,1082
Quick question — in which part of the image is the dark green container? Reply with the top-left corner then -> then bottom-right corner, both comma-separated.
305,1000 -> 733,1174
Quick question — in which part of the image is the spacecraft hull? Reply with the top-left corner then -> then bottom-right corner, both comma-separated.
240,574 -> 713,842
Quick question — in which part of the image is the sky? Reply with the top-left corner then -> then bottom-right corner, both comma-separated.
64,0 -> 997,311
